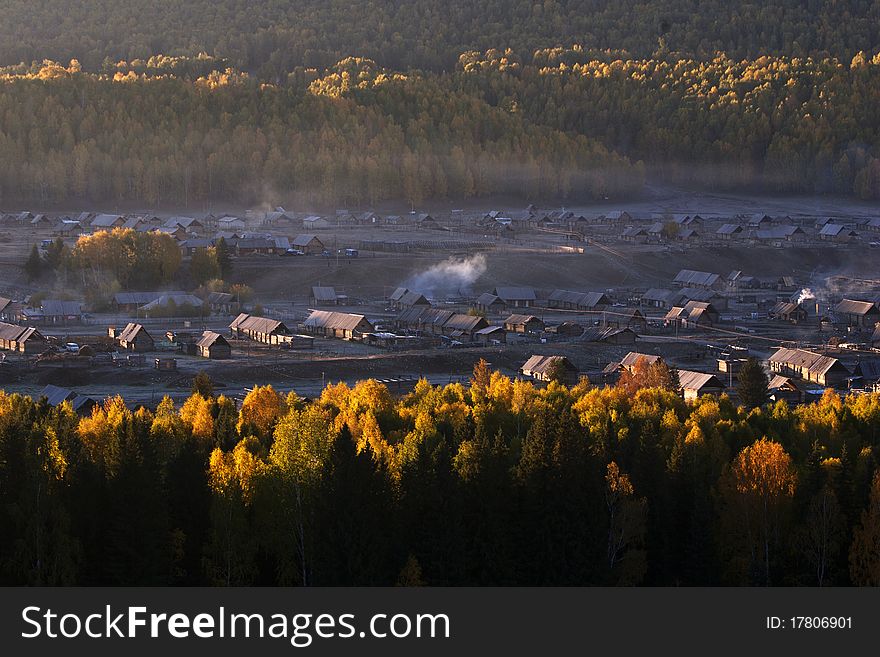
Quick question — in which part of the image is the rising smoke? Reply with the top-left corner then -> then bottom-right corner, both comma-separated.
404,253 -> 488,298
796,287 -> 815,304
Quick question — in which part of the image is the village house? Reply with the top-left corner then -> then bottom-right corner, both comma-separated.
602,352 -> 664,382
302,216 -> 332,230
165,216 -> 204,232
548,321 -> 584,338
493,286 -> 537,308
207,292 -> 235,314
751,225 -> 807,243
302,310 -> 374,340
621,226 -> 649,243
665,301 -> 720,327
89,214 -> 125,230
32,300 -> 83,325
672,269 -> 723,290
112,291 -> 184,313
768,347 -> 850,388
582,326 -> 637,345
389,287 -> 430,310
819,224 -> 860,242
292,234 -> 325,254
441,314 -> 489,341
310,286 -> 340,306
640,288 -> 677,309
113,323 -> 155,352
140,294 -> 204,316
474,325 -> 507,344
603,307 -> 647,331
716,224 -> 744,240
834,299 -> 880,328
229,314 -> 292,344
520,355 -> 579,384
218,216 -> 247,231
677,370 -> 726,401
547,290 -> 611,311
0,322 -> 47,353
474,293 -> 507,314
196,331 -> 232,359
40,385 -> 98,415
503,314 -> 545,334
769,301 -> 808,324
768,375 -> 812,405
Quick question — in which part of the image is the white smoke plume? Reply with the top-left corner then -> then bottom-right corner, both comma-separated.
796,287 -> 815,304
404,254 -> 488,298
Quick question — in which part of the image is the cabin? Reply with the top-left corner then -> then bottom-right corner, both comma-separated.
165,216 -> 204,232
751,226 -> 807,243
600,211 -> 632,225
520,355 -> 578,384
672,269 -> 722,290
504,314 -> 545,334
303,310 -> 374,340
395,307 -> 454,334
665,301 -> 719,327
716,224 -> 744,240
229,314 -> 292,344
311,286 -> 339,306
475,293 -> 507,314
207,292 -> 235,314
0,322 -> 47,353
834,299 -> 879,328
549,321 -> 584,338
769,302 -> 808,324
768,375 -> 811,405
441,314 -> 489,341
768,347 -> 850,388
218,216 -> 246,231
292,234 -> 325,254
603,307 -> 647,331
747,214 -> 774,229
115,323 -> 154,352
621,226 -> 649,243
40,300 -> 84,324
493,287 -> 536,308
302,216 -> 332,230
40,385 -> 98,415
547,290 -> 611,311
677,370 -> 726,401
90,214 -> 125,230
851,361 -> 880,388
235,237 -> 276,255
640,288 -> 676,309
474,326 -> 507,344
389,287 -> 430,310
582,326 -> 637,345
196,331 -> 232,359
819,224 -> 860,242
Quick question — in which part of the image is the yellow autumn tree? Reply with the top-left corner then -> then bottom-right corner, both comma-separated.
237,385 -> 287,439
722,438 -> 797,584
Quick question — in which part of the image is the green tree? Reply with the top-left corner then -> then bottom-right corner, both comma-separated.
214,237 -> 232,279
737,357 -> 770,409
24,245 -> 43,281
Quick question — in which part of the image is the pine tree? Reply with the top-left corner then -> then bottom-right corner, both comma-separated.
24,245 -> 43,281
737,357 -> 769,409
214,237 -> 232,279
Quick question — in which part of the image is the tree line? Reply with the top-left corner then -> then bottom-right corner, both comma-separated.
0,59 -> 636,206
454,47 -> 880,197
1,361 -> 879,587
2,1 -> 880,76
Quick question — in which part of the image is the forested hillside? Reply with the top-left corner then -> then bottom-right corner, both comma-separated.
4,1 -> 880,74
2,2 -> 880,204
2,365 -> 879,586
